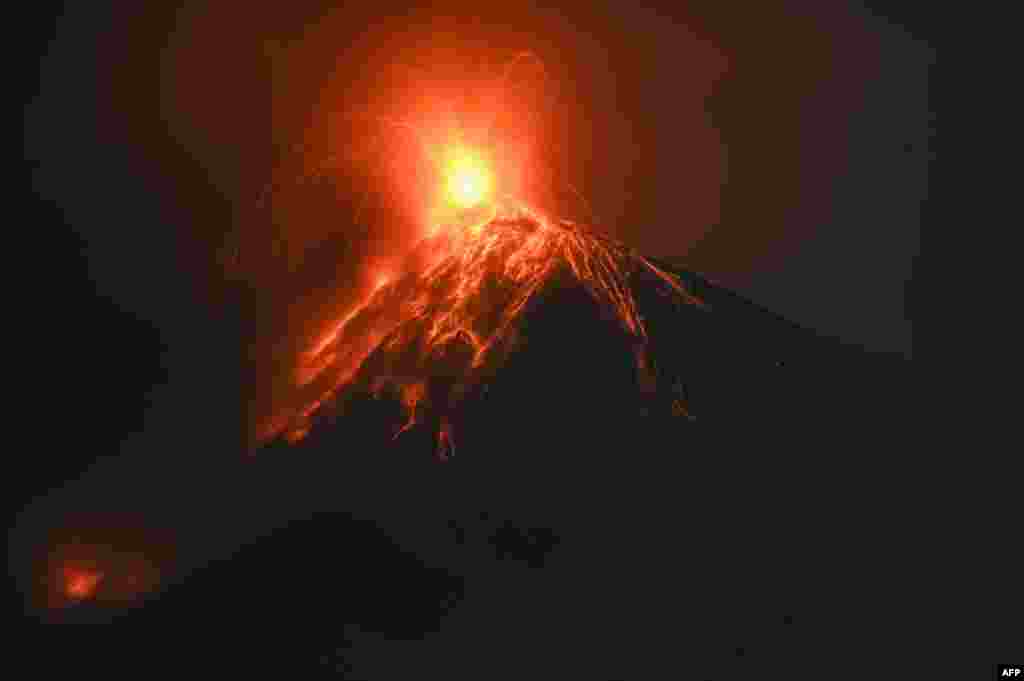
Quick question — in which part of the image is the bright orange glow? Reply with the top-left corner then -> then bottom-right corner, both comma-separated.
443,148 -> 492,209
36,516 -> 173,613
63,566 -> 103,600
272,205 -> 703,450
250,52 -> 704,450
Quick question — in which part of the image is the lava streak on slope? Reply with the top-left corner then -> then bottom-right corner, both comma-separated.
266,204 -> 704,455
245,51 -> 706,455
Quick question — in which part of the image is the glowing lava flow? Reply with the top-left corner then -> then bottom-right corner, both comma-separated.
257,53 -> 701,450
270,201 -> 702,450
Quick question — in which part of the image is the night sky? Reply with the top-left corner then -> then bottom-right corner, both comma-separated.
15,0 -> 947,675
26,1 -> 929,361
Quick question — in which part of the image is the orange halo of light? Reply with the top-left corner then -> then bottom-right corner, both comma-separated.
255,50 -> 570,445
365,108 -> 525,240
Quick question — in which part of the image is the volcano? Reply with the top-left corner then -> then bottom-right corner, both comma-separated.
260,206 -> 906,473
263,209 -> 706,455
21,212 -> 917,679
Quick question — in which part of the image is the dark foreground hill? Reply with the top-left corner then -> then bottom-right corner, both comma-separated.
13,263 -> 932,679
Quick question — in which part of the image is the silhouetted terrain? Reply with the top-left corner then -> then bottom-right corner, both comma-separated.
14,262 -> 928,680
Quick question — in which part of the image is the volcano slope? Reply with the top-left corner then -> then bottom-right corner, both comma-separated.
25,231 -> 919,679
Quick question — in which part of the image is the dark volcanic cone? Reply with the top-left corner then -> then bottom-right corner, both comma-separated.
268,212 -> 706,459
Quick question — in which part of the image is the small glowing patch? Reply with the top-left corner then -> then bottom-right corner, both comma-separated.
63,567 -> 103,600
444,151 -> 492,209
